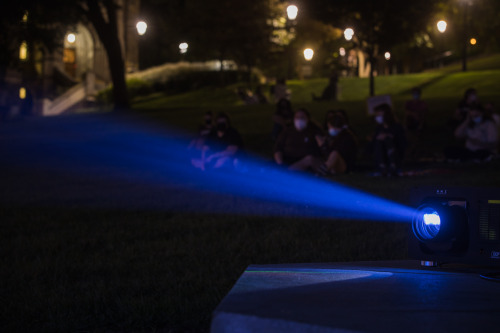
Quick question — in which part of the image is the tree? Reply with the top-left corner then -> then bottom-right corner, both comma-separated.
180,0 -> 280,83
79,0 -> 129,110
309,0 -> 439,95
0,1 -> 130,110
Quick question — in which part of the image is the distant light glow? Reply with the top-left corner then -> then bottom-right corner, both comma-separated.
67,33 -> 76,44
287,5 -> 298,20
384,52 -> 391,61
179,42 -> 189,54
19,87 -> 26,100
339,47 -> 346,57
136,21 -> 147,35
19,41 -> 28,60
437,20 -> 447,33
344,28 -> 354,41
470,38 -> 477,45
303,48 -> 314,61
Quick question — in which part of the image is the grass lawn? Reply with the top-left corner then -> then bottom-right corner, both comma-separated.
2,55 -> 500,332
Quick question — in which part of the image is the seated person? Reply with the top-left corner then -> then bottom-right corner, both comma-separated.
405,87 -> 429,160
444,103 -> 498,162
271,98 -> 293,141
274,108 -> 323,172
188,111 -> 214,153
191,112 -> 244,170
405,87 -> 428,133
370,103 -> 407,177
316,113 -> 358,175
312,72 -> 338,101
449,88 -> 478,130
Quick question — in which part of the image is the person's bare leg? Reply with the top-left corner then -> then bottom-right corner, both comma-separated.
289,155 -> 322,171
325,151 -> 347,174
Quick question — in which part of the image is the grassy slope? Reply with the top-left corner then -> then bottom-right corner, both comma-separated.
2,54 -> 500,333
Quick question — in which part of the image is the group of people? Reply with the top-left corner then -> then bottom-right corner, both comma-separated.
444,88 -> 499,162
189,85 -> 499,177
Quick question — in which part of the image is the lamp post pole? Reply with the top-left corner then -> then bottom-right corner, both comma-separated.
462,1 -> 469,72
286,4 -> 298,79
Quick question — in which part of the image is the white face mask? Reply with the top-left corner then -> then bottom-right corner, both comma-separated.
294,119 -> 307,131
328,128 -> 340,136
375,115 -> 384,124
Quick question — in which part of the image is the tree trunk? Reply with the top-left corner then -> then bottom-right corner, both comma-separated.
105,36 -> 129,110
85,0 -> 129,111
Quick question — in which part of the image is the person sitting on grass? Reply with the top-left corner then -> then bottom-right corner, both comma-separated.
274,108 -> 324,172
369,103 -> 407,177
271,98 -> 293,141
188,111 -> 214,154
191,112 -> 244,171
449,88 -> 478,130
444,103 -> 498,162
316,113 -> 358,176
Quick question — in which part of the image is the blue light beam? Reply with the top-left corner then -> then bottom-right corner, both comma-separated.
3,115 -> 416,222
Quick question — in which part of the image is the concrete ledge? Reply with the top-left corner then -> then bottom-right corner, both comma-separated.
211,261 -> 500,332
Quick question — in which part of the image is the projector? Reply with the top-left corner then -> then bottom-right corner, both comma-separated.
409,186 -> 500,267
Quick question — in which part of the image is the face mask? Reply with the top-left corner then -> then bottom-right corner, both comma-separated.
375,115 -> 384,124
472,116 -> 483,124
328,128 -> 340,136
294,119 -> 307,131
412,93 -> 420,100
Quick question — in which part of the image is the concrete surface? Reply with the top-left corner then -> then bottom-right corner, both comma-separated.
211,260 -> 500,332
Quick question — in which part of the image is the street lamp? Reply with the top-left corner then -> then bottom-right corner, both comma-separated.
303,48 -> 314,61
179,42 -> 189,54
287,5 -> 298,20
437,20 -> 447,33
460,0 -> 472,72
285,4 -> 298,79
136,21 -> 147,35
344,28 -> 354,41
384,52 -> 391,61
67,33 -> 76,44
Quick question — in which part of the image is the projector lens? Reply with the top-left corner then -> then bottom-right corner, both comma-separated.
413,207 -> 442,241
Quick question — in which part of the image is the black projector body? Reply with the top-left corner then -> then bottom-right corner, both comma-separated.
409,186 -> 500,266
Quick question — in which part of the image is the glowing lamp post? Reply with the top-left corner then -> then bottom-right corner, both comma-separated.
303,48 -> 314,61
136,21 -> 147,36
344,28 -> 354,41
179,42 -> 189,54
67,33 -> 76,44
460,0 -> 472,71
286,5 -> 298,20
437,20 -> 447,33
284,4 -> 298,79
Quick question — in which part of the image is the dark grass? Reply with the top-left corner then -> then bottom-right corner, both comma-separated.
3,59 -> 500,332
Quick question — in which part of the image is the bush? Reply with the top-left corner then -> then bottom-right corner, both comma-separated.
96,68 -> 263,105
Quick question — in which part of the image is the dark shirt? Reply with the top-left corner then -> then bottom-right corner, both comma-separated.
322,129 -> 358,171
405,99 -> 428,130
372,122 -> 407,155
274,125 -> 322,164
207,127 -> 244,152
